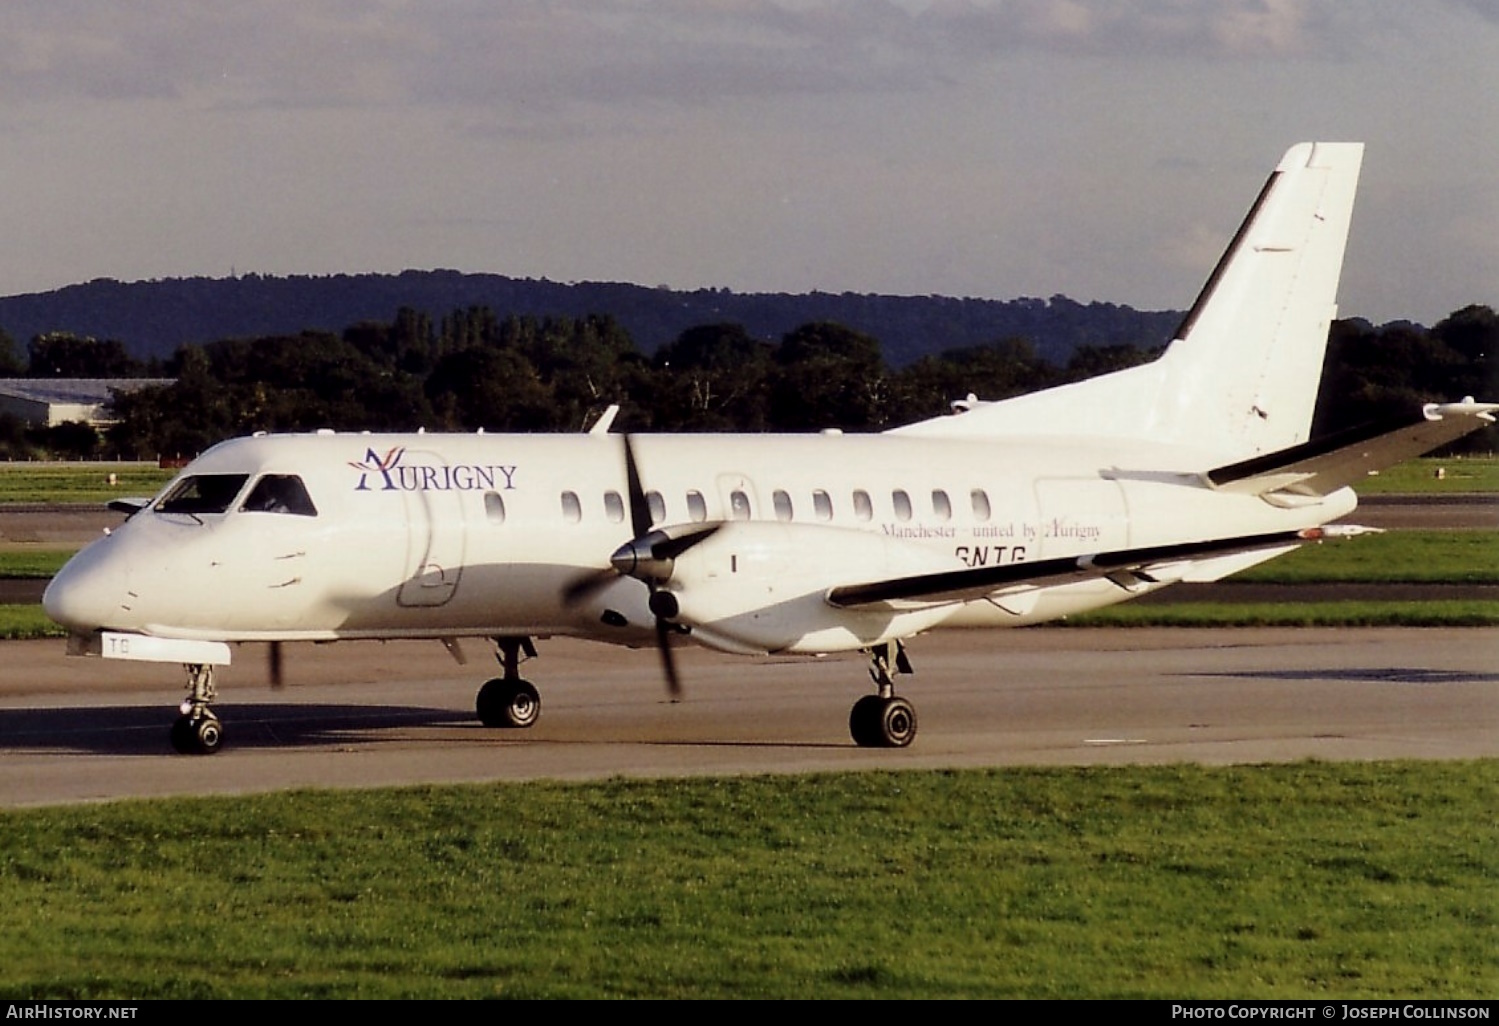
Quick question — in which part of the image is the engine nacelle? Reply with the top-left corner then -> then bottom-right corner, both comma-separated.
652,521 -> 960,654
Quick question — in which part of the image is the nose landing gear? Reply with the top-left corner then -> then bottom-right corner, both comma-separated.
171,663 -> 223,755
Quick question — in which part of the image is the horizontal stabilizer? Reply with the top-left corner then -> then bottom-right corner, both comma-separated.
1207,399 -> 1497,501
826,529 -> 1326,610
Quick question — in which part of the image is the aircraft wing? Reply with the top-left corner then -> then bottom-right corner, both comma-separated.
1206,399 -> 1498,501
825,529 -> 1320,610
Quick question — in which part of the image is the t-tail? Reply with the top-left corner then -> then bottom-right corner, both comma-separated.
894,142 -> 1365,464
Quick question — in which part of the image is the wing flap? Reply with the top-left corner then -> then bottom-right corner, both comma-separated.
826,530 -> 1318,610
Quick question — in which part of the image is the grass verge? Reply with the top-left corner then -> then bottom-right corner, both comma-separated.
0,763 -> 1492,999
1065,600 -> 1499,628
0,463 -> 172,505
1236,531 -> 1499,584
0,550 -> 74,579
1353,456 -> 1498,495
0,604 -> 66,639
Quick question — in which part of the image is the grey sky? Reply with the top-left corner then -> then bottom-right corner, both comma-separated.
1,1 -> 1494,326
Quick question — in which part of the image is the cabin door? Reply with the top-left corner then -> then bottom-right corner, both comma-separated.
397,452 -> 468,607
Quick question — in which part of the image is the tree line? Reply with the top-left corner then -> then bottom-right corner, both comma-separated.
0,303 -> 1492,460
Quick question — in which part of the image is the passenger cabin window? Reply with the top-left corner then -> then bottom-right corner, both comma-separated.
892,490 -> 912,522
604,490 -> 625,523
853,489 -> 873,522
240,475 -> 318,517
686,490 -> 707,523
729,490 -> 752,520
484,491 -> 506,524
156,474 -> 249,515
772,490 -> 793,522
931,489 -> 952,521
812,489 -> 833,521
971,488 -> 992,522
646,491 -> 666,526
561,490 -> 582,523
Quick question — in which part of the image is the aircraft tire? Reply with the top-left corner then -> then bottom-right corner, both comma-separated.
850,695 -> 917,748
476,677 -> 541,729
170,713 -> 223,755
849,694 -> 885,747
877,697 -> 918,748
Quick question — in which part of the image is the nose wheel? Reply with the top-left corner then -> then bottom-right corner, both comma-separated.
171,711 -> 223,755
170,663 -> 223,755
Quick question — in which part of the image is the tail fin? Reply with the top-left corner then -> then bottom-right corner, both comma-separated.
893,142 -> 1365,463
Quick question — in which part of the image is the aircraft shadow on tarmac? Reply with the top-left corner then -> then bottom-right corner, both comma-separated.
0,703 -> 473,757
0,702 -> 861,757
1192,667 -> 1499,686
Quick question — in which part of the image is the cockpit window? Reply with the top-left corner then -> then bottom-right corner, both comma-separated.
240,475 -> 318,517
155,474 -> 250,515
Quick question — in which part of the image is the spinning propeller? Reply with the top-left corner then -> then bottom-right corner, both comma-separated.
561,434 -> 719,701
268,640 -> 285,689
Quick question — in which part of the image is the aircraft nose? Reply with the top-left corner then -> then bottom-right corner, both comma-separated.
43,548 -> 129,631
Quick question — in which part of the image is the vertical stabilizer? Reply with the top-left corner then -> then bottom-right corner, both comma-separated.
893,143 -> 1365,463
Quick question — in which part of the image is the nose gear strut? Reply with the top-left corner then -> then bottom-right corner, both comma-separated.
170,663 -> 223,755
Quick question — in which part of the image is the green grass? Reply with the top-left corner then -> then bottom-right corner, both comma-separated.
0,604 -> 66,638
1237,531 -> 1498,584
0,550 -> 75,579
0,763 -> 1492,999
1353,456 -> 1499,495
1066,600 -> 1499,628
0,463 -> 172,505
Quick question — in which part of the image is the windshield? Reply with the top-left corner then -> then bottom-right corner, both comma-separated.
154,474 -> 250,515
240,474 -> 318,517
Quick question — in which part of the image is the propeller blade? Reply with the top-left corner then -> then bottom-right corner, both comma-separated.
622,433 -> 653,539
648,523 -> 722,562
655,616 -> 683,702
561,567 -> 620,607
623,433 -> 685,702
268,641 -> 284,689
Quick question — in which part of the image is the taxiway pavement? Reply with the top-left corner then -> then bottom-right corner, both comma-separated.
1,627 -> 1494,808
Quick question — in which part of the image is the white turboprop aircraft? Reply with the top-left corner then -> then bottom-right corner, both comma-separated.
42,142 -> 1496,754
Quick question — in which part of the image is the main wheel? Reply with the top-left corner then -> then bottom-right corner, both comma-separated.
876,697 -> 917,748
850,695 -> 918,748
476,678 -> 541,729
849,694 -> 885,747
170,713 -> 223,755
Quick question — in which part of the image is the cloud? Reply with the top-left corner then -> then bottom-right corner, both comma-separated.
0,0 -> 1354,116
1447,0 -> 1499,23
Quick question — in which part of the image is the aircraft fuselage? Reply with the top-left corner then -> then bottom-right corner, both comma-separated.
44,429 -> 1355,657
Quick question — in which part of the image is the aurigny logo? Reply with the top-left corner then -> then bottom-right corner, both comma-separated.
350,446 -> 517,492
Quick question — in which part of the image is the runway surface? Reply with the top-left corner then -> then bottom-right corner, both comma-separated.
1,627 -> 1494,808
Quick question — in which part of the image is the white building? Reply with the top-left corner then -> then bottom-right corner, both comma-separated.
0,379 -> 173,427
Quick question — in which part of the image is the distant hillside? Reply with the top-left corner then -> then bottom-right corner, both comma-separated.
0,271 -> 1182,367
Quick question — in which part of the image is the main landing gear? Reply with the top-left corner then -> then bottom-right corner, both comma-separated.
476,636 -> 541,729
850,640 -> 918,748
171,663 -> 223,755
